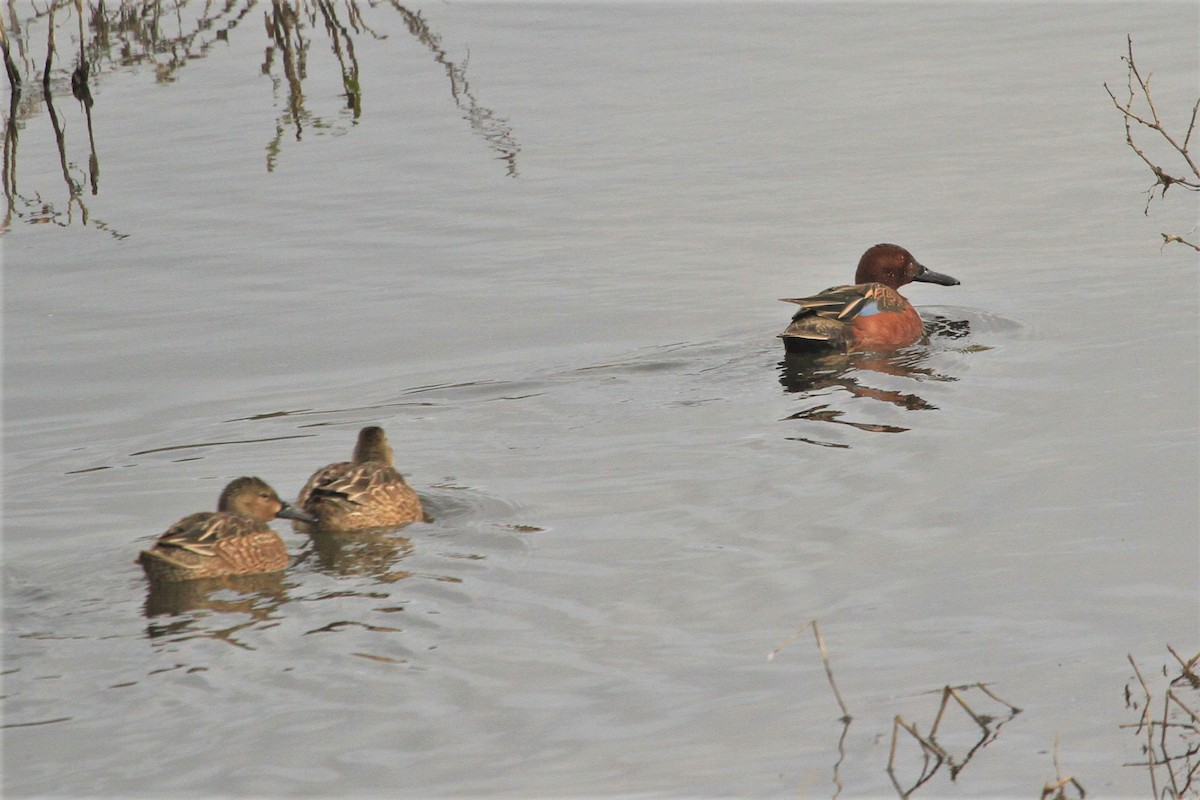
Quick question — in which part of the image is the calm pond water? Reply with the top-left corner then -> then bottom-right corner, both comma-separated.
3,2 -> 1198,797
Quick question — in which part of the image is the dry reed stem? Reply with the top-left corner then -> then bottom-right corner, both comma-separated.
1129,652 -> 1155,734
973,681 -> 1022,714
894,716 -> 952,762
886,715 -> 944,798
1126,647 -> 1200,798
768,618 -> 851,722
1040,732 -> 1086,799
1041,734 -> 1089,796
885,681 -> 1022,796
946,686 -> 989,730
1167,690 -> 1200,725
1041,775 -> 1087,800
1166,645 -> 1200,685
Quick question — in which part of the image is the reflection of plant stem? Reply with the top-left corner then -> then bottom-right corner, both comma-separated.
264,0 -> 308,170
42,20 -> 79,199
70,0 -> 98,194
276,2 -> 306,131
390,2 -> 520,177
0,13 -> 20,94
39,3 -> 89,227
316,0 -> 361,117
80,90 -> 97,193
1,10 -> 18,232
2,87 -> 17,232
42,2 -> 55,90
830,715 -> 849,799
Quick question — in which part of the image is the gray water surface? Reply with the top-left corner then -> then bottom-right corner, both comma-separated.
3,2 -> 1198,797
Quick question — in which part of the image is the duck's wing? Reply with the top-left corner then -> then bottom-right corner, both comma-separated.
779,284 -> 879,347
296,461 -> 350,510
301,461 -> 410,507
152,512 -> 266,557
140,512 -> 287,579
779,284 -> 878,320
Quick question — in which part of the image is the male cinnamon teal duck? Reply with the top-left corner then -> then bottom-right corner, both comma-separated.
779,243 -> 959,352
138,477 -> 316,582
293,426 -> 424,532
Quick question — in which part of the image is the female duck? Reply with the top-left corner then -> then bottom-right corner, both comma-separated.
780,243 -> 959,352
294,426 -> 424,532
138,476 -> 315,582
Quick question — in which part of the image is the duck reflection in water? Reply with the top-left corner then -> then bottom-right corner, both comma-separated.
295,528 -> 416,583
778,315 -> 973,445
142,572 -> 290,645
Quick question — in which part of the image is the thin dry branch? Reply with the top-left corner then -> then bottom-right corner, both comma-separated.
1103,35 -> 1200,251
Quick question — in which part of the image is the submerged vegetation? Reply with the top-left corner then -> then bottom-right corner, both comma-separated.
0,0 -> 519,235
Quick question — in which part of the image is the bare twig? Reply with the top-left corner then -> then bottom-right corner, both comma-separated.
1104,35 -> 1200,250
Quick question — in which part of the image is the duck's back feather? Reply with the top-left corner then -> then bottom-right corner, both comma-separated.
295,461 -> 424,532
779,283 -> 921,352
138,512 -> 288,581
